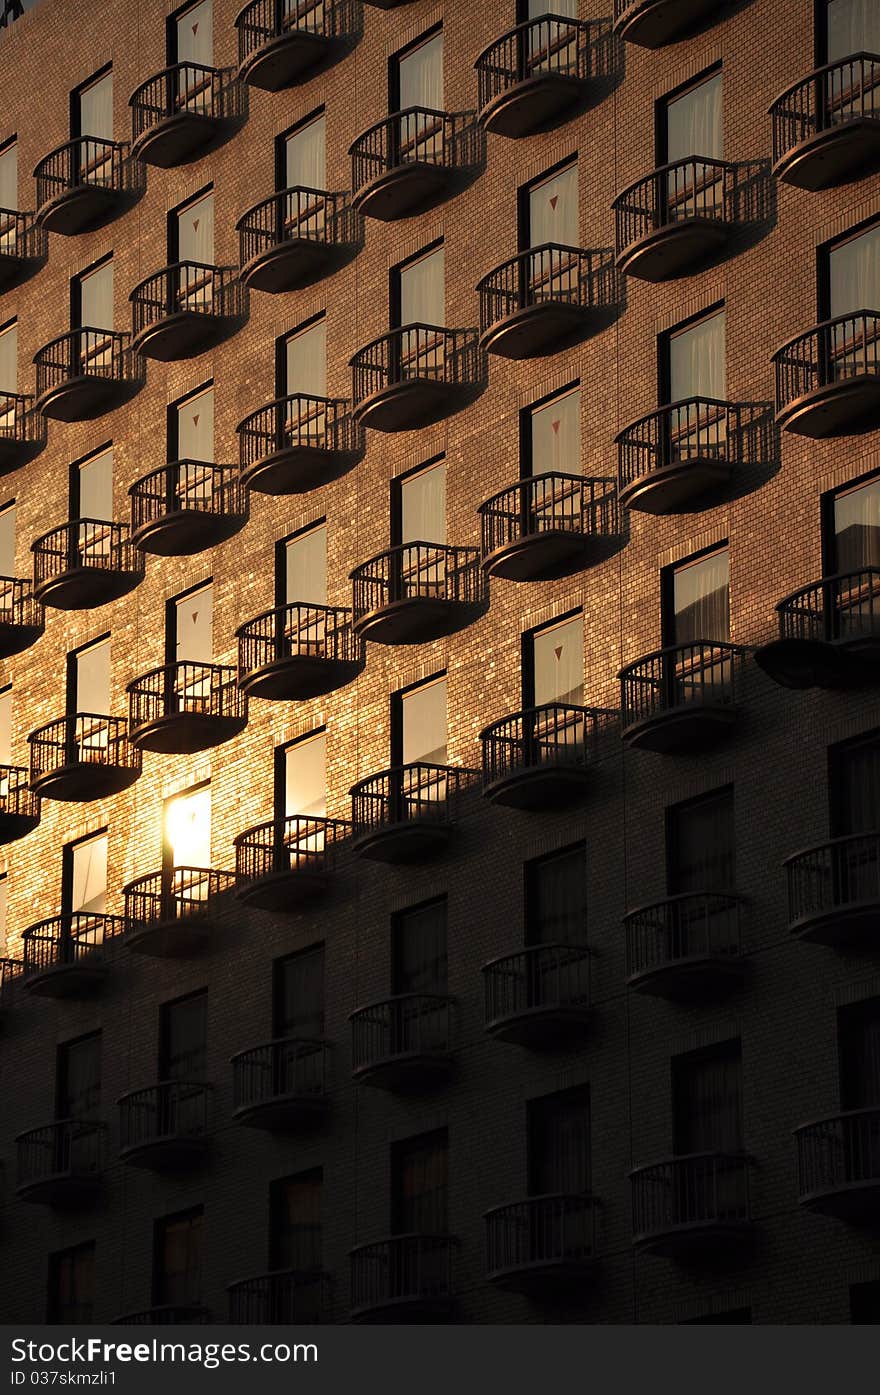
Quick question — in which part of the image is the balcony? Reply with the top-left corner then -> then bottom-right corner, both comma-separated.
28,714 -> 141,802
131,263 -> 247,362
350,108 -> 477,221
127,662 -> 248,754
130,64 -> 246,168
231,1037 -> 331,1129
32,521 -> 144,610
237,604 -> 365,701
350,1234 -> 456,1322
238,395 -> 364,494
0,955 -> 22,1004
480,474 -> 620,583
756,569 -> 880,690
130,462 -> 248,556
0,209 -> 46,290
0,766 -> 40,843
614,158 -> 736,281
617,399 -> 773,515
476,16 -> 616,139
485,1195 -> 599,1293
771,55 -> 880,191
480,704 -> 608,811
34,139 -> 140,235
0,578 -> 44,658
478,246 -> 619,360
786,832 -> 880,949
482,943 -> 592,1047
238,188 -> 360,292
613,0 -> 719,48
123,867 -> 236,957
351,763 -> 475,863
797,1108 -> 880,1222
351,543 -> 487,645
15,1119 -> 106,1206
630,1152 -> 753,1257
773,311 -> 880,437
112,1307 -> 212,1326
118,1080 -> 213,1171
236,0 -> 352,91
0,393 -> 46,472
34,328 -> 142,421
21,913 -> 123,999
228,1271 -> 328,1325
351,326 -> 483,432
619,642 -> 741,754
625,891 -> 746,999
234,815 -> 349,910
350,993 -> 454,1090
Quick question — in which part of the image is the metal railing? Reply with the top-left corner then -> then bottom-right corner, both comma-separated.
236,0 -> 346,63
29,713 -> 139,782
34,137 -> 128,209
630,1152 -> 751,1239
350,993 -> 454,1072
128,662 -> 247,732
0,763 -> 39,823
0,206 -> 39,262
619,641 -> 739,731
774,567 -> 880,647
34,327 -> 136,399
480,703 -> 603,788
0,576 -> 43,635
483,943 -> 591,1028
350,762 -> 475,837
350,106 -> 471,191
118,1080 -> 213,1153
773,310 -> 880,414
614,156 -> 735,256
617,398 -> 771,488
476,15 -> 613,110
234,814 -> 348,884
478,245 -> 617,335
351,325 -> 481,405
130,63 -> 244,143
351,542 -> 485,622
625,891 -> 743,979
124,867 -> 237,930
350,1235 -> 455,1312
479,473 -> 618,559
130,262 -> 246,336
237,394 -> 363,472
770,53 -> 880,168
485,1194 -> 598,1275
237,187 -> 358,267
16,1118 -> 106,1188
0,391 -> 42,451
786,832 -> 880,927
32,519 -> 142,590
231,1037 -> 331,1111
228,1269 -> 329,1325
130,461 -> 247,538
21,913 -> 124,978
0,956 -> 23,995
797,1107 -> 880,1199
237,603 -> 362,683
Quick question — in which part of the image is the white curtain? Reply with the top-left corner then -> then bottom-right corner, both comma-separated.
0,323 -> 16,394
72,834 -> 108,914
669,311 -> 726,401
530,388 -> 580,475
285,734 -> 327,817
533,614 -> 584,706
400,247 -> 444,325
0,143 -> 16,210
666,72 -> 723,161
75,640 -> 110,714
0,505 -> 14,576
402,678 -> 447,765
529,164 -> 578,247
398,31 -> 443,110
830,225 -> 880,316
285,526 -> 327,605
177,387 -> 214,461
177,0 -> 213,65
0,690 -> 10,764
177,192 -> 214,264
827,0 -> 880,61
401,462 -> 446,543
79,261 -> 113,331
79,71 -> 113,140
176,584 -> 213,664
285,320 -> 326,396
529,0 -> 576,15
834,477 -> 880,570
166,786 -> 212,868
673,550 -> 730,643
78,448 -> 113,519
286,115 -> 325,188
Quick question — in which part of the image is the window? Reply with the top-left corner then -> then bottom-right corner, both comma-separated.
397,675 -> 447,766
73,259 -> 113,372
274,945 -> 324,1039
665,547 -> 730,646
64,831 -> 107,916
392,29 -> 443,165
57,1032 -> 101,1120
281,318 -> 326,399
395,244 -> 444,329
0,319 -> 16,395
271,1169 -> 323,1273
396,459 -> 446,547
527,611 -> 583,709
528,1086 -> 590,1194
0,874 -> 6,953
164,784 -> 211,871
279,523 -> 327,607
71,446 -> 114,570
173,190 -> 214,311
521,162 -> 579,302
839,999 -> 880,1109
672,1040 -> 742,1154
851,1280 -> 880,1323
67,636 -> 111,764
0,685 -> 10,764
278,112 -> 326,241
824,0 -> 880,63
153,1209 -> 203,1309
73,68 -> 113,186
667,787 -> 735,893
48,1243 -> 95,1324
525,844 -> 586,945
168,582 -> 213,695
392,1129 -> 448,1233
171,0 -> 213,116
525,385 -> 580,477
520,0 -> 579,71
0,499 -> 14,574
167,383 -> 215,514
0,141 -> 17,248
829,731 -> 880,835
159,991 -> 207,1080
279,732 -> 326,819
828,472 -> 880,573
660,70 -> 723,222
825,223 -> 880,321
393,897 -> 447,995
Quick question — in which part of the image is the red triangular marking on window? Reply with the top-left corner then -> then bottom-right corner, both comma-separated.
192,22 -> 199,34
192,414 -> 200,427
551,419 -> 560,433
192,219 -> 199,232
191,612 -> 199,625
554,646 -> 563,661
549,196 -> 558,210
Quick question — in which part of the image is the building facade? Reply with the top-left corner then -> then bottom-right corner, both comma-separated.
0,0 -> 878,1326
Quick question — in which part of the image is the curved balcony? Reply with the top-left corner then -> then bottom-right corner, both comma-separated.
350,1234 -> 456,1322
34,328 -> 142,421
123,867 -> 236,957
118,1080 -> 213,1170
112,1307 -> 212,1326
614,158 -> 736,281
350,993 -> 454,1090
0,209 -> 46,290
351,325 -> 483,432
238,395 -> 364,494
228,1269 -> 329,1324
619,641 -> 741,754
478,245 -> 618,359
131,263 -> 247,362
773,311 -> 880,437
237,604 -> 364,701
236,0 -> 351,91
350,108 -> 476,221
351,763 -> 475,862
480,704 -> 606,810
235,814 -> 348,910
127,662 -> 248,754
797,1108 -> 880,1222
28,714 -> 141,802
476,16 -> 615,139
613,0 -> 719,48
0,766 -> 40,843
34,138 -> 140,235
32,520 -> 144,610
130,63 -> 246,168
786,832 -> 880,949
480,474 -> 619,583
625,891 -> 745,999
756,569 -> 880,690
238,187 -> 360,292
130,461 -> 248,556
617,399 -> 772,514
771,54 -> 880,191
21,913 -> 123,999
0,578 -> 44,658
15,1119 -> 106,1206
630,1152 -> 753,1256
482,943 -> 592,1047
485,1194 -> 599,1293
231,1036 -> 331,1129
0,393 -> 46,473
351,543 -> 487,645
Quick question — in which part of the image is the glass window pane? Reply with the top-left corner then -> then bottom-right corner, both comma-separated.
669,789 -> 735,893
528,164 -> 578,247
394,900 -> 447,994
78,71 -> 113,140
285,321 -> 326,398
161,997 -> 207,1080
285,526 -> 326,605
285,114 -> 325,188
71,834 -> 107,915
175,585 -> 212,663
78,449 -> 113,520
176,386 -> 214,461
834,476 -> 880,571
532,614 -> 583,706
285,734 -> 326,817
399,247 -> 444,326
529,0 -> 576,13
830,226 -> 880,318
402,678 -> 447,765
0,690 -> 11,765
78,261 -> 113,331
75,640 -> 110,714
177,0 -> 212,64
0,505 -> 14,575
665,72 -> 723,161
0,323 -> 16,395
271,1172 -> 323,1272
276,947 -> 324,1038
529,388 -> 580,475
401,462 -> 445,544
669,312 -> 726,402
166,786 -> 211,868
0,876 -> 6,955
827,0 -> 880,61
177,191 -> 214,264
673,549 -> 730,643
397,31 -> 443,110
527,846 -> 586,944
0,143 -> 16,211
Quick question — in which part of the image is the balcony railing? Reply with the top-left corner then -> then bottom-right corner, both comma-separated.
479,473 -> 618,571
619,641 -> 739,736
131,263 -> 246,340
483,944 -> 592,1031
236,0 -> 351,88
21,913 -> 124,980
0,207 -> 45,283
350,763 -> 474,841
130,63 -> 245,153
352,543 -> 485,626
770,54 -> 880,178
478,245 -> 617,338
476,16 -> 614,125
0,764 -> 40,831
630,1152 -> 751,1249
0,576 -> 44,655
480,704 -> 602,790
16,1118 -> 106,1194
0,391 -> 45,465
238,603 -> 360,674
617,398 -> 770,498
797,1107 -> 880,1205
773,311 -> 880,422
350,993 -> 454,1076
775,568 -> 880,648
351,325 -> 481,413
228,1269 -> 329,1324
238,187 -> 358,269
625,892 -> 743,980
124,867 -> 236,931
32,519 -> 143,606
235,814 -> 348,885
786,832 -> 880,933
485,1194 -> 598,1281
350,1234 -> 455,1316
128,662 -> 247,738
232,1037 -> 331,1114
29,713 -> 140,789
613,0 -> 720,47
34,138 -> 132,227
614,157 -> 735,268
237,394 -> 364,490
351,106 -> 472,194
34,328 -> 139,408
118,1080 -> 213,1155
129,461 -> 248,551
0,956 -> 23,996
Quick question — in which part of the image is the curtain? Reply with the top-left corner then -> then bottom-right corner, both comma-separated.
286,115 -> 325,189
284,734 -> 326,818
530,389 -> 580,476
672,550 -> 730,643
60,1036 -> 101,1118
162,995 -> 208,1079
166,786 -> 212,869
401,462 -> 446,544
0,322 -> 16,396
272,1174 -> 323,1272
830,225 -> 880,317
394,1134 -> 448,1232
177,193 -> 214,265
393,900 -> 448,994
532,614 -> 584,706
834,477 -> 880,570
400,247 -> 444,326
78,261 -> 113,331
669,312 -> 726,402
826,0 -> 880,62
840,1003 -> 880,1109
0,690 -> 10,764
0,143 -> 16,210
285,526 -> 327,606
71,834 -> 107,915
285,321 -> 326,397
75,640 -> 110,715
175,585 -> 213,664
398,31 -> 443,110
834,737 -> 880,833
78,449 -> 113,521
529,1089 -> 591,1193
0,503 -> 13,576
673,1046 -> 743,1153
669,790 -> 735,893
666,73 -> 723,162
176,0 -> 213,65
177,387 -> 214,462
529,0 -> 576,15
52,1249 -> 94,1324
277,947 -> 325,1038
527,846 -> 587,945
78,72 -> 113,140
529,164 -> 578,248
402,678 -> 447,765
158,1214 -> 203,1306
